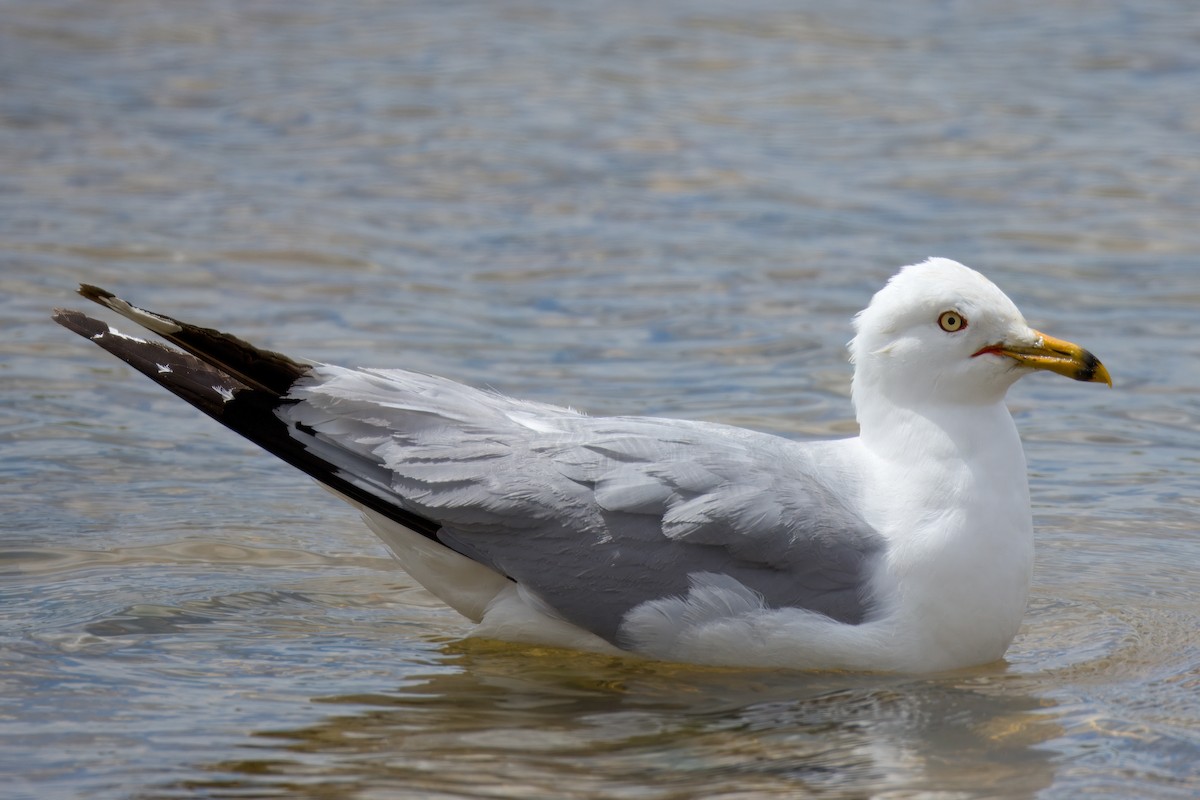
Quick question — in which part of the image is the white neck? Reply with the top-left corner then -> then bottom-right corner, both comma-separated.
851,396 -> 1035,671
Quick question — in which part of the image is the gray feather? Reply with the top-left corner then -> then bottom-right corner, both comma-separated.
281,365 -> 885,645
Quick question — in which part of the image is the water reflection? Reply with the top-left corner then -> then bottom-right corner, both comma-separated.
171,645 -> 1061,798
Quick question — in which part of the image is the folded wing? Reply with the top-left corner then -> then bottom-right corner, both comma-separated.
55,288 -> 884,651
285,367 -> 885,645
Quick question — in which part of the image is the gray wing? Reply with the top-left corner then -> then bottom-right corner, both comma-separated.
285,365 -> 884,646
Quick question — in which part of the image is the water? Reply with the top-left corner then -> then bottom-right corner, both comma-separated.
2,0 -> 1199,796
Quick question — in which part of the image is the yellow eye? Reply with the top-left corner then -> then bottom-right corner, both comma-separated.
938,311 -> 966,332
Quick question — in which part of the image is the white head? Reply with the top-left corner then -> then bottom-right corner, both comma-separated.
849,258 -> 1109,416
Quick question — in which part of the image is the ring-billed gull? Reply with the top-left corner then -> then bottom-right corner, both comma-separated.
52,258 -> 1110,672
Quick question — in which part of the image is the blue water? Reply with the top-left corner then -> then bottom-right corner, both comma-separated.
2,1 -> 1199,797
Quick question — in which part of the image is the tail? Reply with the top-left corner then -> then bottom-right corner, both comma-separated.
52,287 -> 441,540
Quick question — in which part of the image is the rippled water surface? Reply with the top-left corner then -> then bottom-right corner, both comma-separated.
3,1 -> 1199,797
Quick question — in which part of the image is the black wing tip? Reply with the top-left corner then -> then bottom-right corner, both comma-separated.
78,284 -> 116,303
54,296 -> 446,546
52,306 -> 105,337
59,283 -> 312,395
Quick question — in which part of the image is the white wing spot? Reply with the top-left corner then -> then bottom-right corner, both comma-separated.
213,385 -> 235,403
104,325 -> 148,344
156,363 -> 172,374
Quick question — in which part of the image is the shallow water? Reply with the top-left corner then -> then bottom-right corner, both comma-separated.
2,0 -> 1199,797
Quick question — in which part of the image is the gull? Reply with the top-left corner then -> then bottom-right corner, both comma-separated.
52,258 -> 1110,673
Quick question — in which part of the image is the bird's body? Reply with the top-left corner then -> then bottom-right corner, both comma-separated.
53,259 -> 1109,673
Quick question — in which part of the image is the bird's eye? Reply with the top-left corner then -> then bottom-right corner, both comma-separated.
938,311 -> 966,332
